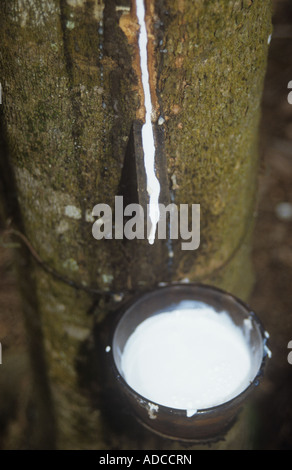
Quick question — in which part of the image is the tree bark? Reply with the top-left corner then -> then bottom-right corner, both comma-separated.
0,0 -> 272,449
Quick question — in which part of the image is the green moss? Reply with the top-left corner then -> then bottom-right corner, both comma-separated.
155,0 -> 272,298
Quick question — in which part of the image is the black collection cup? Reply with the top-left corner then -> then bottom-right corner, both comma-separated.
110,283 -> 270,442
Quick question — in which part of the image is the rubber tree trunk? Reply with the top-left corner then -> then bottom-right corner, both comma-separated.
0,0 -> 272,449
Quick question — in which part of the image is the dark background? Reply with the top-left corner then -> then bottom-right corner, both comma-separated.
0,0 -> 292,450
250,0 -> 292,450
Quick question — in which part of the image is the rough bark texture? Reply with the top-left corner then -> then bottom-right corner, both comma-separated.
0,0 -> 271,449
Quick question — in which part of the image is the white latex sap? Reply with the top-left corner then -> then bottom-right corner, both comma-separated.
136,0 -> 160,245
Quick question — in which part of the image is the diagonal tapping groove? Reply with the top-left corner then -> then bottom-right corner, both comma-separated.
119,0 -> 170,246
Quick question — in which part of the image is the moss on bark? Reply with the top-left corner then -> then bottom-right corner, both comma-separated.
155,0 -> 272,291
